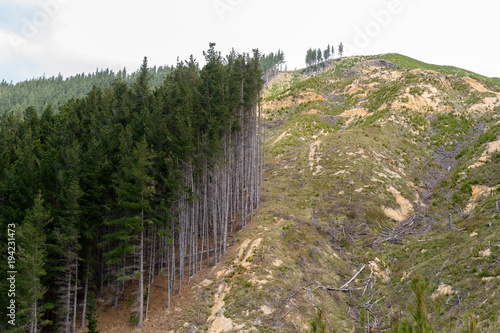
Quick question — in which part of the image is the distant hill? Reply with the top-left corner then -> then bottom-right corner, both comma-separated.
0,64 -> 173,115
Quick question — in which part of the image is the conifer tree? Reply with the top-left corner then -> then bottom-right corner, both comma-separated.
85,292 -> 100,333
53,176 -> 82,333
17,192 -> 52,333
103,130 -> 153,328
324,45 -> 331,62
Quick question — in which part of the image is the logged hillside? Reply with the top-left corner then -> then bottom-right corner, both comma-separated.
1,52 -> 499,333
123,54 -> 499,332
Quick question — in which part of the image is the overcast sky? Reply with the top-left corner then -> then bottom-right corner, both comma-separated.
1,0 -> 499,83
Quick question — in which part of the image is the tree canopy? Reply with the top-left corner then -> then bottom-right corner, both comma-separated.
0,44 -> 264,332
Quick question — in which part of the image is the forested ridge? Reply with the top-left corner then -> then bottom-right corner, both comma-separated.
0,50 -> 283,117
0,65 -> 174,116
0,43 -> 264,332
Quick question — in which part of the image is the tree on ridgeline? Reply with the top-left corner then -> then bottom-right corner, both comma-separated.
323,44 -> 331,62
317,48 -> 323,64
260,49 -> 286,84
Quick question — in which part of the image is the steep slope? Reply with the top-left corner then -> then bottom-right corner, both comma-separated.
252,56 -> 500,332
97,55 -> 500,332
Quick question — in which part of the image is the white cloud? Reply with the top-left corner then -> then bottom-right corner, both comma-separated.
1,0 -> 500,82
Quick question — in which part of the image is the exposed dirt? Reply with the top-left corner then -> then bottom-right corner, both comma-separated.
241,238 -> 263,269
381,186 -> 413,222
431,284 -> 453,300
483,139 -> 500,158
334,170 -> 349,176
388,90 -> 453,113
303,108 -> 321,115
347,81 -> 378,96
206,236 -> 264,332
308,130 -> 325,175
338,108 -> 370,126
468,97 -> 500,113
463,77 -> 500,113
463,77 -> 500,95
339,108 -> 369,118
349,60 -> 402,83
478,248 -> 491,257
469,138 -> 500,169
368,258 -> 391,284
207,282 -> 233,333
465,185 -> 497,213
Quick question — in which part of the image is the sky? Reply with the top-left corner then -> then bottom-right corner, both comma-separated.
1,0 -> 499,83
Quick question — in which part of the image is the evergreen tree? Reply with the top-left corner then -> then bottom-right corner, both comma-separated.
17,192 -> 52,332
338,42 -> 344,60
324,45 -> 331,62
85,292 -> 100,333
305,48 -> 312,67
104,131 -> 153,328
52,176 -> 82,333
131,56 -> 153,141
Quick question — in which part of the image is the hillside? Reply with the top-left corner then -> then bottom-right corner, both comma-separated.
97,54 -> 500,332
1,52 -> 499,333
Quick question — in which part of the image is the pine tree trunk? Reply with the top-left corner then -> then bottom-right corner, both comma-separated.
212,172 -> 218,264
99,249 -> 104,298
32,286 -> 37,333
137,206 -> 144,329
146,229 -> 154,320
167,244 -> 171,309
64,265 -> 72,333
81,264 -> 89,328
72,259 -> 78,333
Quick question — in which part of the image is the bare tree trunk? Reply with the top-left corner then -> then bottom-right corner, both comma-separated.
137,206 -> 144,329
72,260 -> 78,333
64,265 -> 72,333
81,263 -> 89,328
99,249 -> 104,298
178,189 -> 186,293
167,244 -> 171,309
32,285 -> 37,333
146,229 -> 155,320
212,171 -> 218,264
114,281 -> 119,307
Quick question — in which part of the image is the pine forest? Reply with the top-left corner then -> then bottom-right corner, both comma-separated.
0,44 -> 264,332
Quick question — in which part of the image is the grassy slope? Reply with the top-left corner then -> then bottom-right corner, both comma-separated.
380,53 -> 500,87
232,55 -> 500,332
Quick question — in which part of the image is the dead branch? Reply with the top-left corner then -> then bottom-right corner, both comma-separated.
339,264 -> 365,290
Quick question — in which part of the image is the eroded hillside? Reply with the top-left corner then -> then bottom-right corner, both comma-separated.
98,55 -> 500,332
